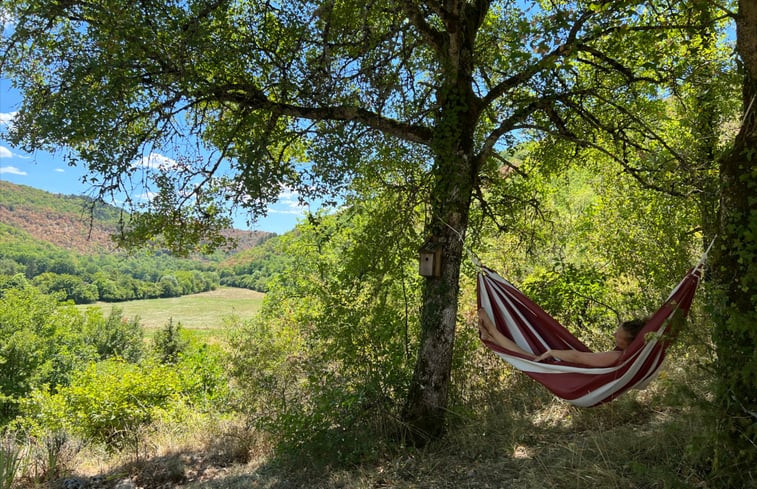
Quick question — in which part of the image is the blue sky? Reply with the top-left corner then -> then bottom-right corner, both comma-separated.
0,79 -> 309,235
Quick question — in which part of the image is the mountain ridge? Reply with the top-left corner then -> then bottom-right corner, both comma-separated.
0,180 -> 274,256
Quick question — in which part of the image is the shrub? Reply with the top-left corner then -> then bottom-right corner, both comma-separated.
21,345 -> 229,450
229,202 -> 421,463
151,319 -> 189,364
0,286 -> 97,423
82,307 -> 144,363
24,360 -> 181,448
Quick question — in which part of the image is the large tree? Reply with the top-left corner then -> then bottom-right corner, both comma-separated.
0,0 -> 722,438
710,0 -> 757,479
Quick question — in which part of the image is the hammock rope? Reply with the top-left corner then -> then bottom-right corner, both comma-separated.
477,240 -> 714,407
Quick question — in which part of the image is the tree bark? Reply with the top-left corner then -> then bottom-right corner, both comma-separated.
400,1 -> 483,441
709,0 -> 757,479
402,204 -> 470,441
402,124 -> 477,440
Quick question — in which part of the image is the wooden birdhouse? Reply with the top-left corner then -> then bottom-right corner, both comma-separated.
419,241 -> 442,277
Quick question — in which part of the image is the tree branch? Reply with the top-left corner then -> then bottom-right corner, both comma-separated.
575,43 -> 660,83
588,92 -> 691,166
477,90 -> 592,167
476,100 -> 545,166
400,2 -> 445,54
515,122 -> 686,197
481,10 -> 593,107
207,84 -> 434,145
491,152 -> 529,179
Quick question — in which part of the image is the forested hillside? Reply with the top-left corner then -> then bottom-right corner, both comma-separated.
0,180 -> 120,253
0,181 -> 281,301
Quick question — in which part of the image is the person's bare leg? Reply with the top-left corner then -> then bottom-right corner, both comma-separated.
478,308 -> 535,359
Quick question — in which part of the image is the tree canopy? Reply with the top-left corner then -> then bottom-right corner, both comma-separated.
0,0 -> 739,438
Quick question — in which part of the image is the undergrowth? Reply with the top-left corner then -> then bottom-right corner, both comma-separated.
12,346 -> 750,489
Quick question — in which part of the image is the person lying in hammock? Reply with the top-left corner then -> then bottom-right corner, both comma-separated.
478,308 -> 647,367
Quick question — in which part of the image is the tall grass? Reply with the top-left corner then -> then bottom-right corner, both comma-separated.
0,433 -> 22,489
29,351 -> 724,489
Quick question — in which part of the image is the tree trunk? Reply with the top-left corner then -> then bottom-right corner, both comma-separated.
401,2 -> 482,441
402,118 -> 477,438
692,2 -> 721,246
709,0 -> 757,479
402,203 -> 470,442
402,78 -> 478,442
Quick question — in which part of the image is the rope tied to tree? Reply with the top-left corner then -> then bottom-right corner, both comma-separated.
436,217 -> 483,270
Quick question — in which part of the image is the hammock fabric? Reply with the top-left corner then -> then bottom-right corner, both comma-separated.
477,263 -> 704,407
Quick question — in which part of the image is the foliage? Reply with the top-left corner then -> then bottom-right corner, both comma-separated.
173,342 -> 230,408
32,272 -> 99,304
23,360 -> 181,447
0,181 -> 122,222
151,319 -> 189,364
0,0 -> 748,468
21,340 -> 229,449
521,262 -> 617,348
82,307 -> 144,363
230,194 -> 422,461
0,283 -> 152,426
0,220 -> 222,303
2,0 -> 739,438
217,235 -> 290,292
0,285 -> 97,423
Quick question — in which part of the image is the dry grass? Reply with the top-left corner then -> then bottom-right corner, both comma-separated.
26,353 -> 733,489
20,332 -> 746,489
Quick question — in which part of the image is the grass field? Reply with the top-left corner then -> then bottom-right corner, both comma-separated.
78,287 -> 265,339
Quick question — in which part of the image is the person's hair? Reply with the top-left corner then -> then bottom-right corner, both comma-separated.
620,317 -> 647,342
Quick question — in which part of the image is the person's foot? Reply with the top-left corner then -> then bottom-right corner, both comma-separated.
478,308 -> 496,330
478,308 -> 495,341
478,319 -> 492,341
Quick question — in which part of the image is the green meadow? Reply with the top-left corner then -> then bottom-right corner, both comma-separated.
78,287 -> 264,339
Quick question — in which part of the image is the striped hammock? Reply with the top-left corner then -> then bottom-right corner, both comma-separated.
477,261 -> 705,407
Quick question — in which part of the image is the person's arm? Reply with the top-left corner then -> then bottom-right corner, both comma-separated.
533,348 -> 622,367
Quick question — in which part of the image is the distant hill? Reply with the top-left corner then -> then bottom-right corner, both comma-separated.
0,181 -> 120,253
0,180 -> 287,301
0,181 -> 274,256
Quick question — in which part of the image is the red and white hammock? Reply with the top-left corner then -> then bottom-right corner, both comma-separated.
477,257 -> 706,407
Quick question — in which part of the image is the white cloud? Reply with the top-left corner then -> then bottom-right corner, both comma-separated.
55,168 -> 65,173
137,191 -> 158,201
266,189 -> 309,215
0,112 -> 17,126
134,152 -> 178,170
0,145 -> 30,160
0,166 -> 27,176
267,207 -> 306,215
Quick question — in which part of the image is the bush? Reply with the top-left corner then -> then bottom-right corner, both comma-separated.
174,343 -> 230,408
21,344 -> 230,450
24,360 -> 182,447
0,286 -> 97,423
151,319 -> 190,364
229,201 -> 421,462
82,307 -> 144,362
